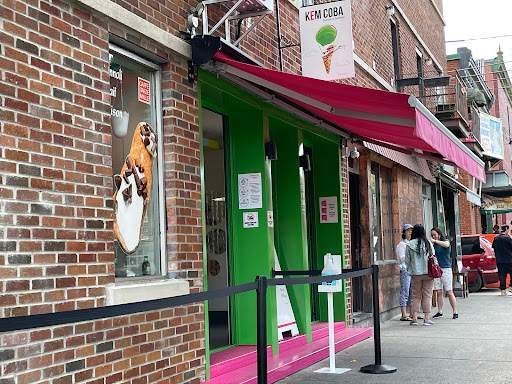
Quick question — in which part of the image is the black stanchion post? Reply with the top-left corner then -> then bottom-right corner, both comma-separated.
360,264 -> 396,374
256,275 -> 268,384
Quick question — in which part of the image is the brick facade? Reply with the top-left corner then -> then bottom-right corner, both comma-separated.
458,170 -> 482,235
1,0 -> 449,381
486,58 -> 512,226
1,0 -> 203,382
1,0 -> 113,316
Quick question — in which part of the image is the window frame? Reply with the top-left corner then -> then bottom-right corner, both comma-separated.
390,18 -> 401,91
370,162 -> 394,262
109,44 -> 166,278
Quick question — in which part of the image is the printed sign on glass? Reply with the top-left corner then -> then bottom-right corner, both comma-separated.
138,77 -> 151,104
319,196 -> 338,223
243,212 -> 259,228
300,0 -> 354,81
479,112 -> 504,159
238,173 -> 262,209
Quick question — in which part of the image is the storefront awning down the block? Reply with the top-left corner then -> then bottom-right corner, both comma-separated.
210,52 -> 486,183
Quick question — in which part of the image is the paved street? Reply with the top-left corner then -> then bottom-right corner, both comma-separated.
277,287 -> 512,383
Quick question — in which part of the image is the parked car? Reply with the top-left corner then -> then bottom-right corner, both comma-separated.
460,235 -> 499,292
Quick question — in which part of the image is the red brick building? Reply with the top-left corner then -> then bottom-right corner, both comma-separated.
0,0 -> 482,383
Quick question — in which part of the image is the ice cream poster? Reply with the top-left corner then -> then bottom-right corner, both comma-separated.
300,0 -> 354,81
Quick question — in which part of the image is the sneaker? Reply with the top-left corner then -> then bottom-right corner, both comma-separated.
410,320 -> 418,326
432,312 -> 443,318
453,313 -> 458,319
423,319 -> 434,326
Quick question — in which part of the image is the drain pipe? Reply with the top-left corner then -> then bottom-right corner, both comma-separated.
275,0 -> 283,71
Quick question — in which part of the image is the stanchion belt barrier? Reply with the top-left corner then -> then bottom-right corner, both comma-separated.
0,281 -> 257,333
268,267 -> 372,287
0,266 -> 395,381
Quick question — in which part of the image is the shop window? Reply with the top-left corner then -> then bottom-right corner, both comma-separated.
416,49 -> 424,101
110,45 -> 164,278
390,19 -> 401,91
422,183 -> 434,232
370,163 -> 393,261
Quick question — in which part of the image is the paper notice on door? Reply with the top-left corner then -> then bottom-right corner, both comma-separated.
138,77 -> 150,104
319,196 -> 338,223
267,211 -> 274,227
243,212 -> 259,228
238,173 -> 262,209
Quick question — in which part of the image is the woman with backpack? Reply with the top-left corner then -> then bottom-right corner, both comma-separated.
405,224 -> 435,326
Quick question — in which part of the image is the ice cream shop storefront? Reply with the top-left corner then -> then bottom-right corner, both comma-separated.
198,61 -> 359,383
198,50 -> 486,383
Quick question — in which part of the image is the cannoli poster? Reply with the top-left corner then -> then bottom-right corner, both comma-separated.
299,0 -> 354,81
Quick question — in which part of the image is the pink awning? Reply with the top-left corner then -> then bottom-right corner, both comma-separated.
211,53 -> 485,182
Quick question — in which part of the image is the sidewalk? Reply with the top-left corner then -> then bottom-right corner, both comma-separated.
277,287 -> 512,383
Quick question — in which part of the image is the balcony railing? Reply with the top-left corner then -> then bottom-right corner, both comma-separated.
430,76 -> 469,125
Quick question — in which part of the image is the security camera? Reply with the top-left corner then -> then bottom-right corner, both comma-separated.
350,148 -> 360,159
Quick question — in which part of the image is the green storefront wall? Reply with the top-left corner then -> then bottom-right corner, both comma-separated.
199,69 -> 347,363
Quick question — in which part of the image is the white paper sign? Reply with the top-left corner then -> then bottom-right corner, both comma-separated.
238,173 -> 262,209
319,196 -> 338,223
243,212 -> 259,228
274,248 -> 299,341
267,211 -> 274,227
300,0 -> 355,80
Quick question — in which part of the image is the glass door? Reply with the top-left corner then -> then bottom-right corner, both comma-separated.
303,146 -> 320,321
203,108 -> 232,350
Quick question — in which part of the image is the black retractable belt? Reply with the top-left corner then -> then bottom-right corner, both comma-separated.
0,282 -> 257,333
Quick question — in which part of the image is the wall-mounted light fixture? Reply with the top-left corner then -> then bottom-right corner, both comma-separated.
299,153 -> 311,171
186,3 -> 205,37
385,5 -> 395,16
265,141 -> 278,160
342,146 -> 360,159
424,57 -> 433,66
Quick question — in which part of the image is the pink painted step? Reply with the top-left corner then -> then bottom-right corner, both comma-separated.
209,322 -> 346,378
204,324 -> 371,384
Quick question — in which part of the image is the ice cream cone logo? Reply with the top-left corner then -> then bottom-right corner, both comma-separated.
316,25 -> 337,74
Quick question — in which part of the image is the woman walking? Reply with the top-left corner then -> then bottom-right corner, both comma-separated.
397,224 -> 413,321
405,224 -> 435,326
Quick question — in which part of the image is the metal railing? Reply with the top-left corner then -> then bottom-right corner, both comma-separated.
410,76 -> 470,128
0,266 -> 394,383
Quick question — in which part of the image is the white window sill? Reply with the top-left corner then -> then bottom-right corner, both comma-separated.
106,278 -> 189,305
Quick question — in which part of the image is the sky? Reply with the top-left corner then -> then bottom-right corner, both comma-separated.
443,0 -> 512,66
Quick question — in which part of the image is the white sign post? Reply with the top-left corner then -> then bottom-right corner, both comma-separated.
315,254 -> 350,374
300,0 -> 354,81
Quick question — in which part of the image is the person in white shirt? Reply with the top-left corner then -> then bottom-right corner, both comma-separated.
397,224 -> 413,321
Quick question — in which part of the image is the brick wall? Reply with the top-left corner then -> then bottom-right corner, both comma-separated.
1,0 -> 113,317
1,0 -> 204,382
0,306 -> 204,384
490,68 -> 512,179
457,170 -> 481,235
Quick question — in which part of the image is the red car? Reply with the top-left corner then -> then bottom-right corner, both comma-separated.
460,235 -> 499,292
